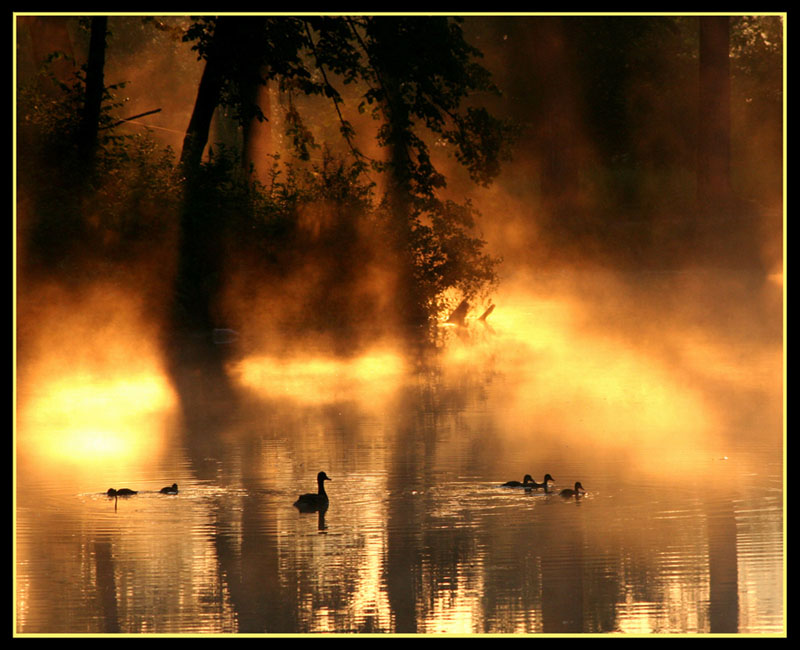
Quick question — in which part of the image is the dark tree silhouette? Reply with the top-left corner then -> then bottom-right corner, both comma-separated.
697,16 -> 732,211
341,16 -> 513,338
77,16 -> 107,163
173,15 -> 511,346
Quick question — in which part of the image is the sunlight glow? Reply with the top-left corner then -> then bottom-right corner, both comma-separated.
437,283 -> 726,474
15,280 -> 179,475
18,370 -> 176,469
230,349 -> 407,407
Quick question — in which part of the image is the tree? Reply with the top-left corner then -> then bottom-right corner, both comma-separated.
338,16 -> 513,337
77,16 -> 108,162
173,17 -> 313,340
241,74 -> 273,180
697,16 -> 731,211
172,15 -> 511,348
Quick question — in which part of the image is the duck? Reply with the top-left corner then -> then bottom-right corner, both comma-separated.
528,473 -> 555,490
107,488 -> 137,497
160,483 -> 179,494
501,474 -> 535,488
294,471 -> 331,511
559,482 -> 586,498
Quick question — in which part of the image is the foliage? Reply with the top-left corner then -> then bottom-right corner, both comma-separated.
18,51 -> 128,158
18,16 -> 507,345
177,15 -> 509,337
730,16 -> 783,109
183,16 -> 317,126
18,59 -> 181,272
408,197 -> 500,328
342,16 -> 515,195
181,16 -> 515,197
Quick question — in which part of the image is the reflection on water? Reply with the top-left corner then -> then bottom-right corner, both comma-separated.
15,271 -> 784,635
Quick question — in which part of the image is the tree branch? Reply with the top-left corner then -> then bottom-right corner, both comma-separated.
99,108 -> 162,130
302,21 -> 369,165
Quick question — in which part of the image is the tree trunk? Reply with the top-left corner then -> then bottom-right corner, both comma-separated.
170,71 -> 234,411
530,18 -> 582,214
382,78 -> 429,343
178,44 -> 225,175
77,16 -> 107,163
171,19 -> 234,365
697,16 -> 731,211
241,75 -> 273,182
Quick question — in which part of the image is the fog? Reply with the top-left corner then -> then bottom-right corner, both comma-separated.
15,14 -> 784,453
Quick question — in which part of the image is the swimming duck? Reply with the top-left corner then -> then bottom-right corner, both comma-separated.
528,473 -> 555,490
160,483 -> 179,494
107,488 -> 137,497
559,482 -> 586,498
294,471 -> 331,511
501,474 -> 535,488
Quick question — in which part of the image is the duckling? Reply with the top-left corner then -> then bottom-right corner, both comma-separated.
294,471 -> 331,511
107,488 -> 137,497
559,482 -> 586,498
501,474 -> 535,488
160,483 -> 179,494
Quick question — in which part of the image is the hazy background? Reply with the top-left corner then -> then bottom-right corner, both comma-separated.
14,15 -> 785,635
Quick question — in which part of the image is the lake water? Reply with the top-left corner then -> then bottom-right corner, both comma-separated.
14,270 -> 785,636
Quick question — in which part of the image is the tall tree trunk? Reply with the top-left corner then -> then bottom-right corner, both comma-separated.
530,18 -> 582,214
697,16 -> 731,211
382,78 -> 429,343
169,18 -> 235,413
77,16 -> 107,163
174,52 -> 224,337
178,43 -> 225,175
174,17 -> 248,339
241,75 -> 273,182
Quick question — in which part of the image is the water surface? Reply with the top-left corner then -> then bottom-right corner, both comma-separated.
15,270 -> 784,635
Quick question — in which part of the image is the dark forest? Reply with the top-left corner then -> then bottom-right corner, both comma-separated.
16,14 -> 784,395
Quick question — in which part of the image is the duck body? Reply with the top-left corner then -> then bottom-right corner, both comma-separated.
529,473 -> 555,490
560,482 -> 586,498
294,471 -> 331,511
107,488 -> 137,497
501,474 -> 535,488
160,483 -> 179,494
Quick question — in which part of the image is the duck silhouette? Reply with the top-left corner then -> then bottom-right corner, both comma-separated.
528,474 -> 555,490
559,482 -> 586,498
107,488 -> 137,497
501,474 -> 535,488
160,483 -> 179,494
294,471 -> 331,512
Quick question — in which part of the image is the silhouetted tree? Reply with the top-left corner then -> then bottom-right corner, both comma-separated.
697,16 -> 732,211
340,16 -> 512,337
77,16 -> 107,163
174,15 -> 511,344
174,17 -> 314,342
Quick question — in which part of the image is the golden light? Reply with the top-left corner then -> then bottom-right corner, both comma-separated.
439,278 -> 726,474
230,348 -> 408,407
15,280 -> 178,474
17,369 -> 176,471
767,271 -> 783,286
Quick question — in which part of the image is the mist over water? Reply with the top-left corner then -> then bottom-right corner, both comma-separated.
15,14 -> 783,635
15,263 -> 783,634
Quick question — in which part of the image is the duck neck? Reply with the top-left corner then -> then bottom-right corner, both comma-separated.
317,478 -> 327,497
